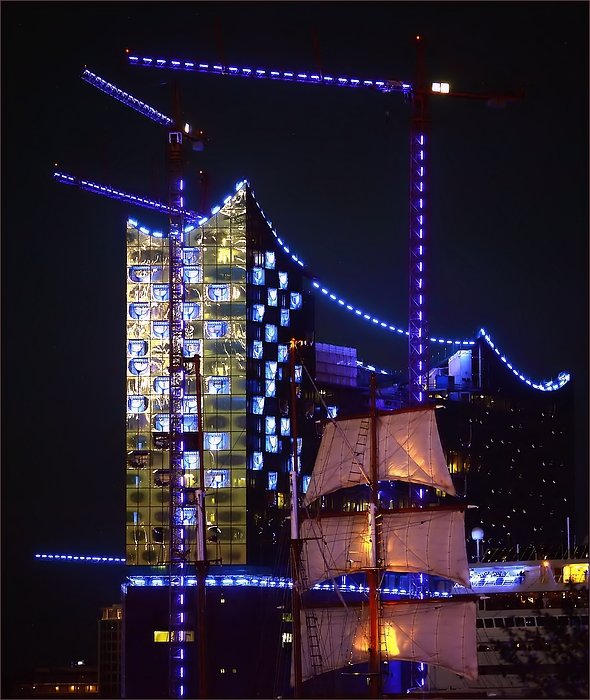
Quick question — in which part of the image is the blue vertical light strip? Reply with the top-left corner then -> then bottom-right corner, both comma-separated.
408,129 -> 429,405
167,133 -> 188,699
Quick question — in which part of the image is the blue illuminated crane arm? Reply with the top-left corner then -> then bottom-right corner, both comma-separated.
127,54 -> 413,95
53,171 -> 198,221
81,69 -> 174,126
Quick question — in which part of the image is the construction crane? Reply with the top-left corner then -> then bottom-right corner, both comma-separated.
126,38 -> 520,406
66,68 -> 208,700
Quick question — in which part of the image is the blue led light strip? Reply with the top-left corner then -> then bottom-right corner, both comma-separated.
82,69 -> 173,127
132,181 -> 569,393
137,180 -> 568,393
126,574 -> 452,597
478,328 -> 570,391
35,553 -> 125,563
53,171 -> 198,220
127,55 -> 412,95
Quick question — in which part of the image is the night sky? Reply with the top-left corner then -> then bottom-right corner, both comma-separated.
2,1 -> 588,686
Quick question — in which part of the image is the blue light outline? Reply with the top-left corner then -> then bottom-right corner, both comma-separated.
124,183 -> 571,393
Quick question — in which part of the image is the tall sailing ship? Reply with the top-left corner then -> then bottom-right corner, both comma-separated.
290,379 -> 479,695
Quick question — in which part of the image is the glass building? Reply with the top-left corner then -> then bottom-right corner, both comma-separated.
125,183 -> 314,570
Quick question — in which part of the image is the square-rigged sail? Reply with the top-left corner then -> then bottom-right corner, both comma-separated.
300,507 -> 471,589
297,599 -> 478,683
303,407 -> 456,506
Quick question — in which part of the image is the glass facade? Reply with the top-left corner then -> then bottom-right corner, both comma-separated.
126,185 -> 314,567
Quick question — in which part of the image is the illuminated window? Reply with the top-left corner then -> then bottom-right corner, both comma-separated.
183,339 -> 202,357
265,324 -> 277,343
267,288 -> 278,306
265,251 -> 275,269
563,563 -> 588,583
152,284 -> 169,301
204,321 -> 229,339
290,292 -> 302,310
206,376 -> 231,394
183,397 -> 198,413
183,302 -> 201,320
127,395 -> 148,413
183,452 -> 199,470
154,414 -> 169,432
129,358 -> 149,375
183,247 -> 200,265
252,340 -> 263,359
128,339 -> 148,357
327,406 -> 338,418
268,472 -> 278,489
302,475 -> 311,493
280,309 -> 290,327
129,302 -> 150,320
205,470 -> 230,488
266,436 -> 279,453
252,451 -> 264,470
265,379 -> 276,397
207,284 -> 231,302
280,417 -> 290,436
183,415 -> 197,432
183,266 -> 203,283
153,376 -> 169,394
154,630 -> 195,642
217,247 -> 231,264
204,433 -> 229,451
278,344 -> 288,363
152,321 -> 169,339
265,361 -> 278,379
294,365 -> 302,383
252,304 -> 265,322
252,396 -> 264,415
129,265 -> 152,282
252,267 -> 265,285
278,272 -> 288,289
265,416 -> 276,434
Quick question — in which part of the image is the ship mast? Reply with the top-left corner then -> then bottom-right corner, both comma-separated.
367,372 -> 381,698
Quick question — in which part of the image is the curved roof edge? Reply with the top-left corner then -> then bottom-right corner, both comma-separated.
126,182 -> 571,394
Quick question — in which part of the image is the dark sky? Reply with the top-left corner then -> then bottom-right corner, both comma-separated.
2,0 -> 588,683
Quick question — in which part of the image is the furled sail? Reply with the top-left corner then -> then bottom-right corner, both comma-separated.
297,599 -> 478,684
303,407 -> 456,506
300,507 -> 471,589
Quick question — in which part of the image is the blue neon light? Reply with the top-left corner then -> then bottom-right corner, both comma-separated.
128,55 -> 411,94
54,171 -> 197,220
81,69 -> 173,126
125,180 -> 571,394
35,553 -> 125,563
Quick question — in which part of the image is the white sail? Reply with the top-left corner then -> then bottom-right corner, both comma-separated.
303,407 -> 456,506
298,599 -> 478,683
300,508 -> 471,589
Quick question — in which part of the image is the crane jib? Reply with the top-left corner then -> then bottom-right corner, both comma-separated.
127,54 -> 412,94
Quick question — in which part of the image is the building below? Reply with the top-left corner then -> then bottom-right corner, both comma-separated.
10,664 -> 98,698
425,553 -> 589,698
98,604 -> 122,698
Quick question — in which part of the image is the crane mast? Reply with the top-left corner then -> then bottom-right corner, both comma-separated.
166,98 -> 190,699
64,70 -> 209,699
408,36 -> 430,406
